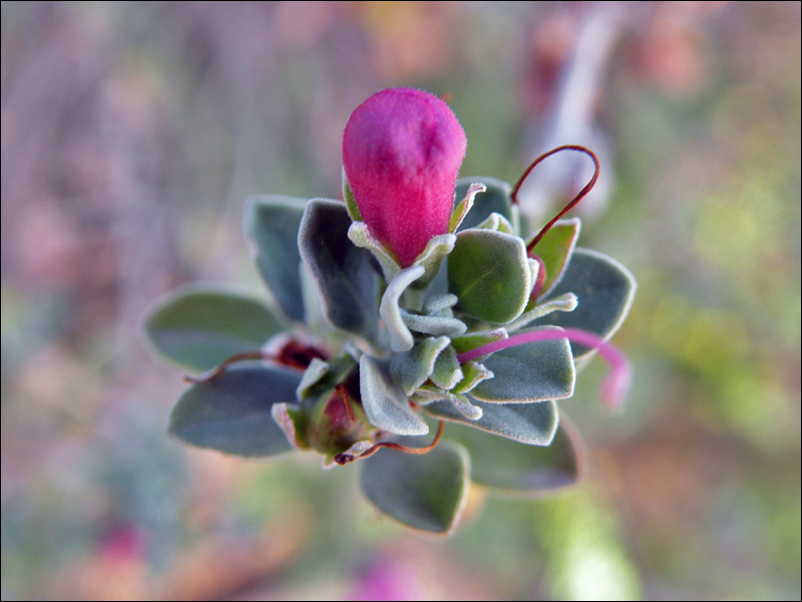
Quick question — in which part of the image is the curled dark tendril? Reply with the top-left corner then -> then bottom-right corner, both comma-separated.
333,420 -> 445,465
184,351 -> 271,384
510,145 -> 599,252
183,340 -> 328,384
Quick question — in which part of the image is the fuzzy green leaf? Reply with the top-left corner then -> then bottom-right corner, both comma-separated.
169,363 -> 301,457
401,311 -> 467,338
444,413 -> 584,492
508,292 -> 578,332
360,440 -> 470,534
430,345 -> 463,390
448,229 -> 531,324
469,326 -> 575,403
143,285 -> 285,372
422,293 -> 459,316
295,358 -> 330,400
449,183 -> 486,233
296,354 -> 357,402
360,356 -> 429,436
424,398 -> 558,445
347,221 -> 402,283
447,393 -> 483,420
454,177 -> 514,231
380,265 -> 426,353
390,337 -> 451,396
450,361 -> 494,395
298,199 -> 381,346
537,248 -> 636,358
244,195 -> 307,322
450,329 -> 508,354
408,233 -> 457,289
475,212 -> 514,234
528,218 -> 581,300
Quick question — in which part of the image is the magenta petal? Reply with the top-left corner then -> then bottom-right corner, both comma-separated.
343,88 -> 467,267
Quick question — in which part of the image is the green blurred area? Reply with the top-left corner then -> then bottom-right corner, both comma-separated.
1,2 -> 799,600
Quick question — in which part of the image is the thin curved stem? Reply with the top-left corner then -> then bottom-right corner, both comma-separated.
184,351 -> 271,384
333,421 -> 445,465
510,145 -> 599,252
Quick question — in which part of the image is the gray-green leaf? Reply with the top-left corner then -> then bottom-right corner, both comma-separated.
298,199 -> 381,347
537,248 -> 636,358
454,177 -> 514,231
527,217 -> 581,299
360,440 -> 470,534
244,195 -> 307,322
390,337 -> 451,396
444,412 -> 584,492
360,356 -> 429,436
448,229 -> 531,324
169,363 -> 302,457
143,284 -> 285,372
469,326 -> 576,403
424,398 -> 558,445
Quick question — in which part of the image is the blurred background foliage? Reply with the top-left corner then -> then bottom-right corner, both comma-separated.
1,2 -> 799,600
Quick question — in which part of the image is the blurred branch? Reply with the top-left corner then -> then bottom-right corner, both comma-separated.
519,2 -> 629,224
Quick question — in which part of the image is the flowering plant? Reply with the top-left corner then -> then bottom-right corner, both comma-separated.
143,88 -> 635,534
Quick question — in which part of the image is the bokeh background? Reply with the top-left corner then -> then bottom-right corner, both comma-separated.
2,2 -> 799,600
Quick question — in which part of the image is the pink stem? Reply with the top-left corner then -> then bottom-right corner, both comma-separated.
457,327 -> 631,408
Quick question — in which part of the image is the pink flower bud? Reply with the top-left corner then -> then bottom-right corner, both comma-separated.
343,88 -> 467,267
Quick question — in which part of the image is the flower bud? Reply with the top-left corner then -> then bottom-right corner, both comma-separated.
343,88 -> 467,267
